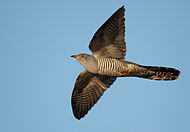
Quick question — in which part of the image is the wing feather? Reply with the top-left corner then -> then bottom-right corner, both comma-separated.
71,71 -> 116,119
89,6 -> 126,60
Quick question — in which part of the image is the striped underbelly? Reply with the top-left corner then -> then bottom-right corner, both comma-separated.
97,58 -> 126,76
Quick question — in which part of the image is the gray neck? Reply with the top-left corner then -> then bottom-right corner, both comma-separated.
79,56 -> 98,74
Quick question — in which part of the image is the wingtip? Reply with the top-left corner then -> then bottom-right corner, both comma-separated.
73,111 -> 85,120
120,5 -> 125,10
75,116 -> 82,120
118,5 -> 125,14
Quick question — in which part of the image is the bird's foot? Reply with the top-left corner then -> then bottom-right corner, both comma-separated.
120,72 -> 128,77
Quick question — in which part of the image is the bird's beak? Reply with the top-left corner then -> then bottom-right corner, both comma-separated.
71,55 -> 78,59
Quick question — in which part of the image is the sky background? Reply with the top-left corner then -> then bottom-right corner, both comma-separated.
0,0 -> 190,132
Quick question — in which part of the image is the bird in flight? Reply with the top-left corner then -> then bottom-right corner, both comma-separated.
71,6 -> 180,120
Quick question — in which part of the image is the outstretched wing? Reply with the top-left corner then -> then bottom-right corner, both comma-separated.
71,70 -> 116,120
89,6 -> 126,60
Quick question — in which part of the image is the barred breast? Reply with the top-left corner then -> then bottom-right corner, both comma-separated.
97,57 -> 126,76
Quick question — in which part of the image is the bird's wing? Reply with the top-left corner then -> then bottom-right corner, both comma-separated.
89,6 -> 126,60
71,70 -> 116,120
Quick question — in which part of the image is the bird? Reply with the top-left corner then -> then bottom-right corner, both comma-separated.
70,6 -> 180,120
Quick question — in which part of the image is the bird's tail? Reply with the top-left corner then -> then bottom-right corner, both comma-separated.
125,62 -> 180,80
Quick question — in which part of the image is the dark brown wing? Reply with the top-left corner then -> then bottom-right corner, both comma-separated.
71,70 -> 116,120
89,6 -> 126,60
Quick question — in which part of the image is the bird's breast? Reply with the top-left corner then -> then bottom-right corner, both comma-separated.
97,58 -> 126,76
80,57 -> 99,74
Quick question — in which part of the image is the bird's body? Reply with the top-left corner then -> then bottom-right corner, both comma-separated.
71,6 -> 180,120
74,54 -> 180,80
75,54 -> 128,76
97,57 -> 127,76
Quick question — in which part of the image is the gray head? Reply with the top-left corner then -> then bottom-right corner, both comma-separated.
71,53 -> 92,62
71,53 -> 98,74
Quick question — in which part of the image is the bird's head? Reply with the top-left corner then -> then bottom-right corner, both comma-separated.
71,53 -> 89,60
71,53 -> 93,65
71,53 -> 98,73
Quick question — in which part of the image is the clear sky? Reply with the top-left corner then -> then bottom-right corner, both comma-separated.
0,0 -> 190,132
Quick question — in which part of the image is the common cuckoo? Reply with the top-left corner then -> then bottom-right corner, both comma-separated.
71,6 -> 180,120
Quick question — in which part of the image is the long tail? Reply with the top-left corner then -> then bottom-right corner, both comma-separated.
125,62 -> 180,80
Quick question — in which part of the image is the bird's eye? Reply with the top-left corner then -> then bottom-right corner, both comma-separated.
81,55 -> 84,58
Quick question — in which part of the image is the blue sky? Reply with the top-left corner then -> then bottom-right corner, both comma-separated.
0,0 -> 190,132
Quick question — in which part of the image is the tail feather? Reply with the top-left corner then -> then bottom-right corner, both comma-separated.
126,62 -> 180,80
